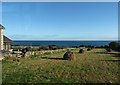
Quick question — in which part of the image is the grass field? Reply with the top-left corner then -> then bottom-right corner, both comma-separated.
2,48 -> 120,83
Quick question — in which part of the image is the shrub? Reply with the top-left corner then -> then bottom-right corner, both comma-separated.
21,47 -> 31,53
44,52 -> 52,55
104,45 -> 109,48
63,51 -> 76,60
109,42 -> 119,50
30,47 -> 38,51
118,45 -> 120,52
39,46 -> 49,50
26,47 -> 32,51
79,49 -> 84,53
106,48 -> 112,52
79,45 -> 85,47
21,53 -> 25,58
49,45 -> 57,50
50,45 -> 63,50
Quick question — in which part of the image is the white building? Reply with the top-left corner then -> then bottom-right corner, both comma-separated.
0,24 -> 12,51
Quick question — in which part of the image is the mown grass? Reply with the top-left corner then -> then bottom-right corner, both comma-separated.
2,48 -> 120,83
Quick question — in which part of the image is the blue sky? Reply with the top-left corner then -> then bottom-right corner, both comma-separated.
2,2 -> 118,40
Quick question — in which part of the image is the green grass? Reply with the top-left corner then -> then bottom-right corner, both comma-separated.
2,48 -> 120,83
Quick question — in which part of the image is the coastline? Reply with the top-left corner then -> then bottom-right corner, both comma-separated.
12,40 -> 114,47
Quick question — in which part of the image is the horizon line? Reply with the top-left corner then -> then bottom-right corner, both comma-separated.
13,39 -> 118,41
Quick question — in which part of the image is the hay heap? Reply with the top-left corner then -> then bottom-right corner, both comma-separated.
87,48 -> 91,51
79,49 -> 84,53
63,51 -> 76,60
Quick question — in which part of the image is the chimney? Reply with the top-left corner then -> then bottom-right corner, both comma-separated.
0,24 -> 5,50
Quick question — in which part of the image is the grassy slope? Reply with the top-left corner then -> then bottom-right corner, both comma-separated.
2,48 -> 120,83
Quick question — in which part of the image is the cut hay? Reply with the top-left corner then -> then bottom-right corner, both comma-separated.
63,51 -> 76,60
79,49 -> 84,53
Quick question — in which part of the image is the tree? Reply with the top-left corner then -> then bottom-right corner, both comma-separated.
109,42 -> 119,50
118,45 -> 120,52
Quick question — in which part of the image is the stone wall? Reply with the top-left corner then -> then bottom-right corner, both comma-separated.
25,49 -> 67,58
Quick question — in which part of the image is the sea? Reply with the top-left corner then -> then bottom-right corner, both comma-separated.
12,40 -> 116,47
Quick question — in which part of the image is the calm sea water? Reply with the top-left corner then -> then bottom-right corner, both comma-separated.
13,40 -> 115,47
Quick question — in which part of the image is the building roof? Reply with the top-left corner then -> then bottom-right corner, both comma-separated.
0,24 -> 5,29
4,35 -> 12,44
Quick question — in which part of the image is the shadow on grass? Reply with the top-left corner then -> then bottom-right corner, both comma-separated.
41,57 -> 48,59
95,52 -> 120,57
41,56 -> 64,60
101,60 -> 120,62
48,57 -> 64,60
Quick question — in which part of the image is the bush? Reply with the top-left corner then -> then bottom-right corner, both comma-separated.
39,46 -> 49,50
106,48 -> 112,52
26,47 -> 32,51
109,42 -> 119,50
49,45 -> 57,50
22,47 -> 32,52
79,45 -> 85,47
44,52 -> 52,55
104,45 -> 109,48
63,51 -> 76,60
118,45 -> 120,52
79,49 -> 84,53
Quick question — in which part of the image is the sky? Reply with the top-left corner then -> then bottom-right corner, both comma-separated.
2,2 -> 118,40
